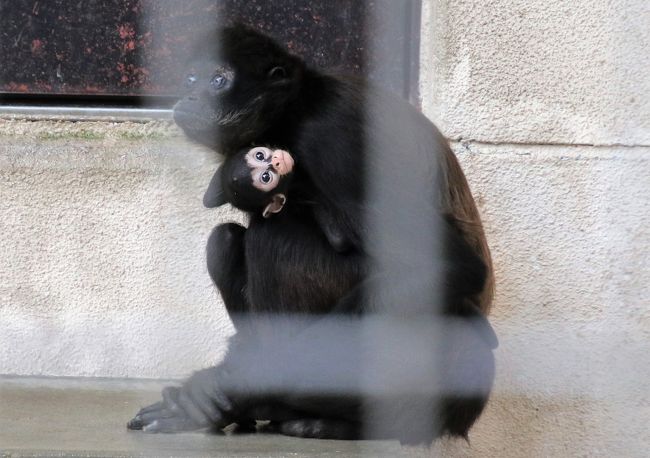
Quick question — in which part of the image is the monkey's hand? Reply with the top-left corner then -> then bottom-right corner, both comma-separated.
127,367 -> 234,433
313,206 -> 355,253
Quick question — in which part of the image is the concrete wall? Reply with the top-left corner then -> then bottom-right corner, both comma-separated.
1,0 -> 649,455
0,118 -> 237,379
419,0 -> 650,456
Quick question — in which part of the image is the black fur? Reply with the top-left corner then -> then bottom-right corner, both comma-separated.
127,24 -> 497,445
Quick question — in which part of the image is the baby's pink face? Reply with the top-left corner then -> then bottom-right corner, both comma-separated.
245,147 -> 295,192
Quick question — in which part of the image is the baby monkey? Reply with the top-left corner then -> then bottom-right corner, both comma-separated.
204,146 -> 295,217
205,145 -> 350,252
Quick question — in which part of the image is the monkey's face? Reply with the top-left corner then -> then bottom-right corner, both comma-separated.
173,25 -> 304,152
218,146 -> 294,217
245,146 -> 295,193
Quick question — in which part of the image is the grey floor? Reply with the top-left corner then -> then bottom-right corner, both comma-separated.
0,376 -> 408,458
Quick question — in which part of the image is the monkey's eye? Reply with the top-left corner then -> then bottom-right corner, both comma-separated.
260,171 -> 273,184
211,74 -> 227,90
185,74 -> 198,87
255,151 -> 266,161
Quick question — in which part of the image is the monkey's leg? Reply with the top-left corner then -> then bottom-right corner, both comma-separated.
207,223 -> 250,321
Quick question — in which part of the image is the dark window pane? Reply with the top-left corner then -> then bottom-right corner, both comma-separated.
0,0 -> 420,102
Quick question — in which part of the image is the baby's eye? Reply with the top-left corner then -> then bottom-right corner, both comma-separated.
255,151 -> 265,161
260,171 -> 273,184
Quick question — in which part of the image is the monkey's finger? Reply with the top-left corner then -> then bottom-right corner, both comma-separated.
142,416 -> 202,433
177,388 -> 212,427
186,380 -> 227,425
126,416 -> 144,430
128,405 -> 180,430
161,386 -> 184,415
127,401 -> 168,430
207,377 -> 234,412
134,400 -> 165,416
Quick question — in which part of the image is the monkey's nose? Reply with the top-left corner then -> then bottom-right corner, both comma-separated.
271,150 -> 295,176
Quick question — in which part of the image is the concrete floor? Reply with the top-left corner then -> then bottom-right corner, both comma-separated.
0,376 -> 408,457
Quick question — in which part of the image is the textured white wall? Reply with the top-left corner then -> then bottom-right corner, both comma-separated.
0,119 -> 237,378
420,0 -> 650,146
419,0 -> 650,456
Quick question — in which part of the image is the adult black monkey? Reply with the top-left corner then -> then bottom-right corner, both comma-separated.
128,25 -> 497,443
128,144 -> 494,442
172,24 -> 494,312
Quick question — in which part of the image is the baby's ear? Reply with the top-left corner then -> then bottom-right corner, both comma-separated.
203,168 -> 227,208
262,194 -> 287,218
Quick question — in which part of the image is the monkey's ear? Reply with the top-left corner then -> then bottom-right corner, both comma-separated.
262,194 -> 286,218
203,168 -> 227,208
267,66 -> 287,80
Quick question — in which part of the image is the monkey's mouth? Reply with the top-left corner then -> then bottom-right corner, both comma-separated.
172,109 -> 215,132
272,150 -> 295,176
